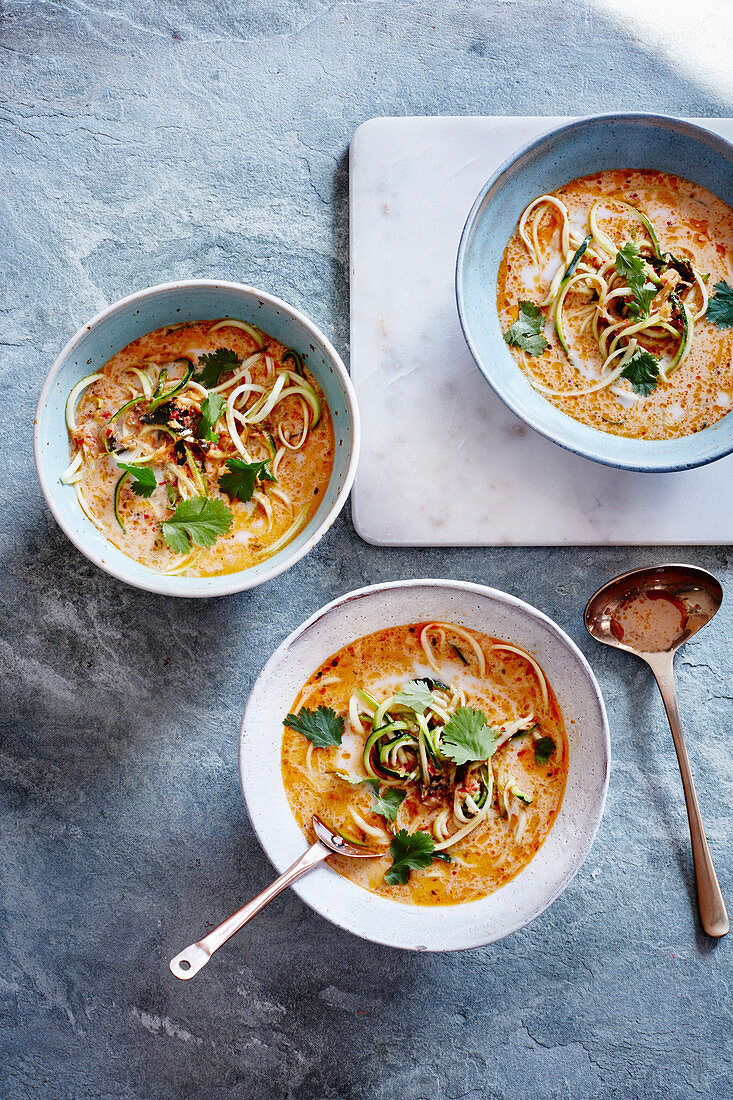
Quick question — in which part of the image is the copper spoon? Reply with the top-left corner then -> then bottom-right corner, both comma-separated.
584,563 -> 728,938
169,816 -> 384,980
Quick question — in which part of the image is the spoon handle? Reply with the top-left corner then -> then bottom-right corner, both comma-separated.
647,653 -> 729,938
169,840 -> 331,980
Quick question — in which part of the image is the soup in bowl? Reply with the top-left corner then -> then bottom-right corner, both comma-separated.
281,619 -> 569,906
240,579 -> 609,950
34,281 -> 359,596
456,114 -> 733,471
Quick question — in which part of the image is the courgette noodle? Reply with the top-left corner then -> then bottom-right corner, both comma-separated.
513,193 -> 710,401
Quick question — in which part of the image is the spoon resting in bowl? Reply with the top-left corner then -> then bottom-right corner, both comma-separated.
169,815 -> 385,980
585,563 -> 728,938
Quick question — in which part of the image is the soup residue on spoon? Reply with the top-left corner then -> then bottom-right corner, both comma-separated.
610,590 -> 688,653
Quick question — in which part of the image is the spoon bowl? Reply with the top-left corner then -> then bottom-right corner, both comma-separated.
585,564 -> 728,938
584,563 -> 723,656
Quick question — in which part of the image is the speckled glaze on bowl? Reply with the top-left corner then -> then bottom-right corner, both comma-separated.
456,113 -> 733,472
239,579 -> 609,951
34,280 -> 360,597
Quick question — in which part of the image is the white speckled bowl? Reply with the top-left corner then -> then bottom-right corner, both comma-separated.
34,280 -> 360,597
456,113 -> 733,472
239,579 -> 610,951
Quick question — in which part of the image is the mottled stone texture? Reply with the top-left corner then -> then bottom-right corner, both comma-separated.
1,2 -> 732,1097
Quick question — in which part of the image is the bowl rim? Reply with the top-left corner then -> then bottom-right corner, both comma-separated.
238,577 -> 611,951
455,111 -> 733,473
33,278 -> 361,598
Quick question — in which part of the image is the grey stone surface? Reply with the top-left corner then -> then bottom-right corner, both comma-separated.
1,1 -> 732,1097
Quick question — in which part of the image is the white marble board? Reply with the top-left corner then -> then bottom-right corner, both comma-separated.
349,116 -> 733,546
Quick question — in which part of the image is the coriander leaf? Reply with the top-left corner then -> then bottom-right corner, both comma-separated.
615,242 -> 660,319
370,786 -> 406,824
627,282 -> 658,319
384,829 -> 435,885
504,300 -> 549,356
162,496 -> 232,554
198,392 -> 225,443
630,280 -> 659,319
392,679 -> 435,714
219,457 -> 276,503
441,706 -> 499,766
194,347 -> 240,388
614,241 -> 647,284
117,462 -> 157,498
283,705 -> 344,748
620,349 -> 660,396
706,280 -> 733,329
534,736 -> 556,765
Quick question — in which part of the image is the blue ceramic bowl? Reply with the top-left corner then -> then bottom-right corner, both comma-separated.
34,280 -> 360,597
456,114 -> 733,472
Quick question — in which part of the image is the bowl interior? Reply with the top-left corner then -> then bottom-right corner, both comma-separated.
35,281 -> 358,596
457,114 -> 733,472
239,580 -> 609,951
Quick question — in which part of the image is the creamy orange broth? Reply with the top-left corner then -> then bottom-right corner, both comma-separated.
497,170 -> 733,439
69,320 -> 333,575
281,624 -> 568,906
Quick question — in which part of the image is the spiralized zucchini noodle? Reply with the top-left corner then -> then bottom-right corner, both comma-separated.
61,320 -> 323,569
311,625 -> 554,853
516,194 -> 708,398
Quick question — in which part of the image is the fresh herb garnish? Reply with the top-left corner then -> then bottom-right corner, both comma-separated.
504,300 -> 549,356
627,283 -> 658,320
194,347 -> 240,388
162,496 -> 233,554
614,240 -> 647,283
615,242 -> 660,320
620,348 -> 661,396
441,706 -> 499,766
534,736 -> 556,765
392,679 -> 435,714
283,705 -> 344,748
370,785 -> 406,824
219,457 -> 275,504
198,393 -> 225,443
706,280 -> 733,328
384,829 -> 435,885
116,462 -> 157,498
